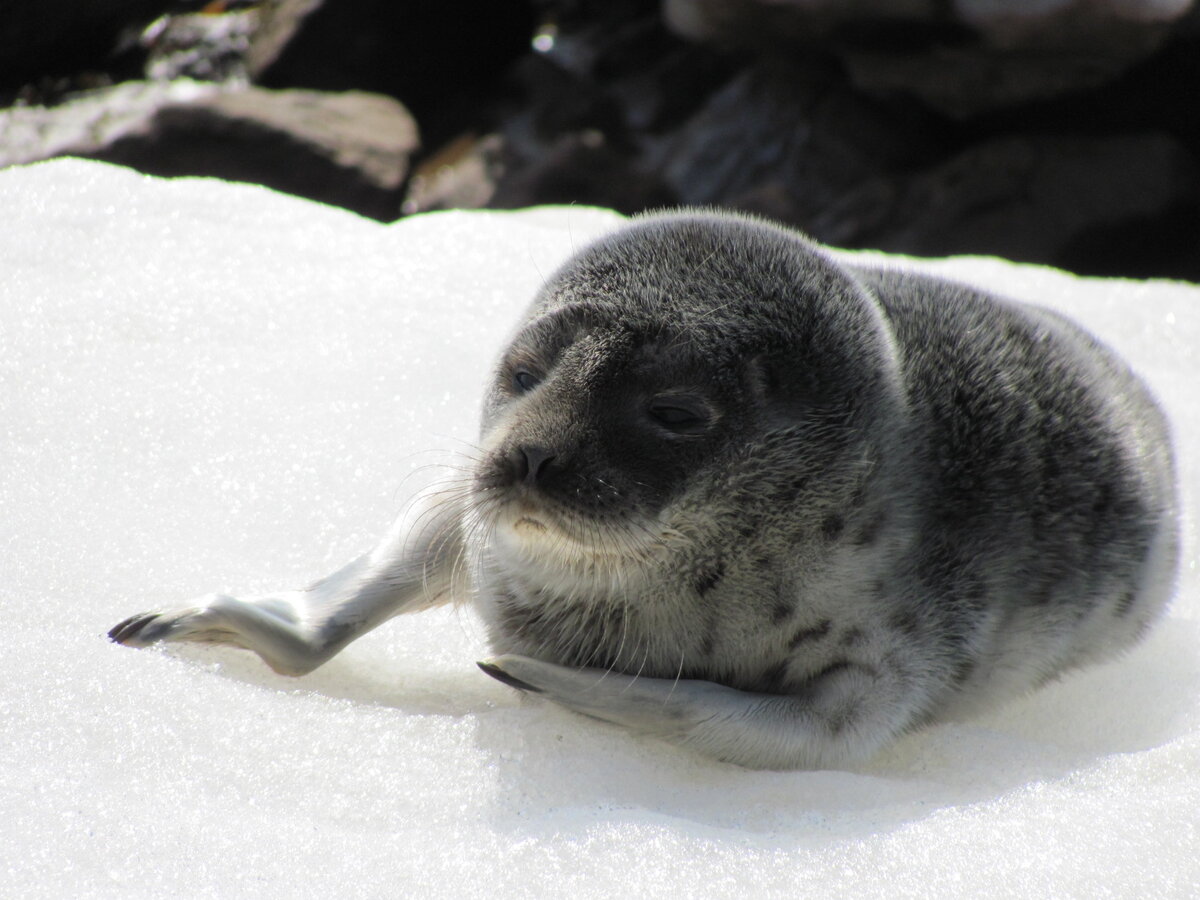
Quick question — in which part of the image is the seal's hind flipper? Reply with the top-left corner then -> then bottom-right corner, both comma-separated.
477,653 -> 922,770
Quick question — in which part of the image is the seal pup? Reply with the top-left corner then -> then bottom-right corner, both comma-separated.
110,211 -> 1178,770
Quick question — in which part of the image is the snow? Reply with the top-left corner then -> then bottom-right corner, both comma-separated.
2,158 -> 1198,898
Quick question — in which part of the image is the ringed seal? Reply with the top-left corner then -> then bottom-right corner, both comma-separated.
110,211 -> 1178,770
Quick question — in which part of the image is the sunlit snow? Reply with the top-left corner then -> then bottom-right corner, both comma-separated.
2,159 -> 1197,897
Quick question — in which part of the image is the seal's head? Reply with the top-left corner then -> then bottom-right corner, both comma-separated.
472,211 -> 907,598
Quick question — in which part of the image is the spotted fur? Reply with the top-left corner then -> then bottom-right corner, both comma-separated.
109,211 -> 1178,770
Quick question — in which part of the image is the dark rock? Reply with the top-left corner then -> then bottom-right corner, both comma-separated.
0,81 -> 209,166
482,3 -> 1200,278
472,1 -> 734,211
663,0 -> 928,46
0,0 -> 171,91
99,87 -> 419,220
144,8 -> 258,83
840,38 -> 1168,119
1,82 -> 418,221
663,0 -> 1197,116
403,134 -> 506,214
250,0 -> 537,147
518,0 -> 733,136
4,0 -> 1200,279
644,57 -> 1200,271
244,0 -> 323,79
490,130 -> 675,213
653,60 -> 944,238
865,133 -> 1200,272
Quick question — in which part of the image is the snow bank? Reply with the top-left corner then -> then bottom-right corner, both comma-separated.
2,159 -> 1197,898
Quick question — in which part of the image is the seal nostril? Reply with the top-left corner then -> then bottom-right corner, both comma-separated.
518,446 -> 557,485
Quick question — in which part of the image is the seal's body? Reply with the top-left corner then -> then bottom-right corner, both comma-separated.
110,212 -> 1177,769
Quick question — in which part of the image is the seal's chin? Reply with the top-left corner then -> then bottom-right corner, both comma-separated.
494,501 -> 596,553
511,514 -> 549,535
483,496 -> 674,587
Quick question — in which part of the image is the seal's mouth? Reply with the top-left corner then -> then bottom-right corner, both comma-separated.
496,506 -> 598,559
513,515 -> 548,533
486,496 -> 570,542
484,495 -> 678,577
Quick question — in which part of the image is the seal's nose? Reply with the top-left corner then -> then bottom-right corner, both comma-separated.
515,445 -> 557,485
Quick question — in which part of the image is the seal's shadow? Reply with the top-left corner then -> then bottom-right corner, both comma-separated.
177,617 -> 1198,837
470,621 -> 1200,838
165,610 -> 502,717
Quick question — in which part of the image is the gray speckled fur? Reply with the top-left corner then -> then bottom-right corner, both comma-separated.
110,211 -> 1178,770
467,211 -> 1177,766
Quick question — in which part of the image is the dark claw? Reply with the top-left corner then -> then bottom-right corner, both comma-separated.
477,660 -> 543,693
107,612 -> 160,644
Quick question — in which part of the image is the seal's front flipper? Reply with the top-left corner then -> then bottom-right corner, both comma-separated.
108,490 -> 466,676
108,592 -> 342,675
478,654 -> 919,770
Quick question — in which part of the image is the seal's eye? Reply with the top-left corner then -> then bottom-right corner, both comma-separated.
513,368 -> 541,393
648,397 -> 712,434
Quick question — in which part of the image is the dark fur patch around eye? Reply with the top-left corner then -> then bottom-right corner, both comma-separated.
513,369 -> 541,392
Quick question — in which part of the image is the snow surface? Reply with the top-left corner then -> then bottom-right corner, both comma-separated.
2,159 -> 1198,898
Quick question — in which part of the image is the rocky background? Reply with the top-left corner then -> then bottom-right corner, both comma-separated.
3,0 -> 1199,280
